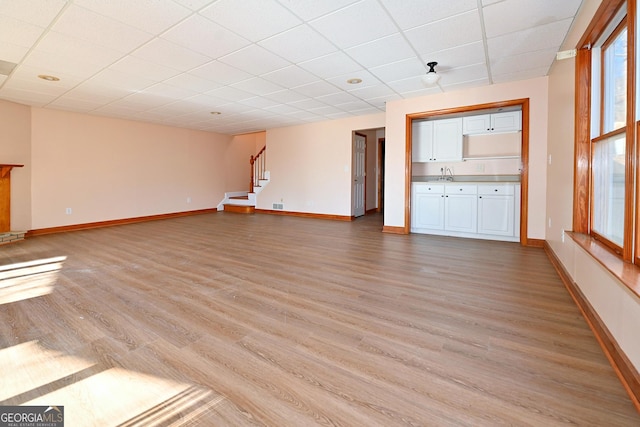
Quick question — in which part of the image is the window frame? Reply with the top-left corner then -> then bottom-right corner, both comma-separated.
574,0 -> 635,263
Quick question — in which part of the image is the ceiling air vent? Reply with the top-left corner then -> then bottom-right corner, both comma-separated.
0,60 -> 17,76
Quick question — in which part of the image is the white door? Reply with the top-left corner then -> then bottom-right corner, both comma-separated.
353,134 -> 366,217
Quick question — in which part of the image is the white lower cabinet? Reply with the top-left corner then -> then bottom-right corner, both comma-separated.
412,181 -> 520,242
444,185 -> 477,233
411,184 -> 444,230
477,184 -> 514,236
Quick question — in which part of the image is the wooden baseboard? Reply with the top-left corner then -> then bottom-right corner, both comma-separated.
26,208 -> 219,237
223,204 -> 255,214
544,242 -> 640,412
526,238 -> 545,247
382,225 -> 406,234
254,209 -> 352,221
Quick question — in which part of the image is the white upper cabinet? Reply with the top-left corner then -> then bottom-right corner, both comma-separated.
412,117 -> 463,162
462,111 -> 521,135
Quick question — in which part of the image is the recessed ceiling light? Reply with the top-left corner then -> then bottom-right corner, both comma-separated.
38,74 -> 59,82
210,111 -> 221,115
347,78 -> 362,84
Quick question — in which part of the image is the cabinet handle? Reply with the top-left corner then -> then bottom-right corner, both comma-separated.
494,189 -> 498,192
479,196 -> 482,198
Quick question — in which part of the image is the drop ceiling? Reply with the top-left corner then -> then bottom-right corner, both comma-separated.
0,0 -> 583,135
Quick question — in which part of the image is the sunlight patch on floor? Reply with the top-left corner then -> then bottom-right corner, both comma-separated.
0,256 -> 66,305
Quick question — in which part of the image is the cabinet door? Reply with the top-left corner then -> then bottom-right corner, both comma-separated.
432,118 -> 463,162
477,195 -> 515,236
462,114 -> 491,135
412,190 -> 445,230
412,120 -> 434,162
444,194 -> 477,232
491,111 -> 522,133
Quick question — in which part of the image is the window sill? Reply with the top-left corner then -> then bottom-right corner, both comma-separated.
567,232 -> 640,299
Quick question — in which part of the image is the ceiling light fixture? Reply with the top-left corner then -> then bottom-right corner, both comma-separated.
346,78 -> 362,84
38,74 -> 60,82
422,62 -> 440,86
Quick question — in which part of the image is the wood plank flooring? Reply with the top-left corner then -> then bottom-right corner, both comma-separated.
0,212 -> 638,426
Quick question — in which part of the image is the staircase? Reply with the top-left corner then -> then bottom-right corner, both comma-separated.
218,147 -> 269,214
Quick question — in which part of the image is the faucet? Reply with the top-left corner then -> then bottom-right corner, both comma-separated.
440,167 -> 445,181
446,167 -> 454,181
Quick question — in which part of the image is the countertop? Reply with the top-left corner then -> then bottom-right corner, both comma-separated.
412,174 -> 521,183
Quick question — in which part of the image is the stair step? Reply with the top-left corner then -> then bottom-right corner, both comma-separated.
229,195 -> 249,200
224,204 -> 255,214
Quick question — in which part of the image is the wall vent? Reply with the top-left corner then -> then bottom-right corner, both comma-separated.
273,203 -> 284,210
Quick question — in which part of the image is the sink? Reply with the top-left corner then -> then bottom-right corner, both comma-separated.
427,176 -> 454,182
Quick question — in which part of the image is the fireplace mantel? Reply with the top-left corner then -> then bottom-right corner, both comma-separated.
0,164 -> 24,232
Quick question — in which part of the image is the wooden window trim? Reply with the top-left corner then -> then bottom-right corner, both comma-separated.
575,0 -> 635,263
600,18 -> 628,135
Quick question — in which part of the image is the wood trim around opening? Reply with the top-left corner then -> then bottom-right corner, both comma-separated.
404,99 -> 530,245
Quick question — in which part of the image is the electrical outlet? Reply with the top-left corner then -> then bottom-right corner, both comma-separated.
65,208 -> 72,215
476,163 -> 485,172
561,229 -> 565,243
187,197 -> 191,203
548,217 -> 552,228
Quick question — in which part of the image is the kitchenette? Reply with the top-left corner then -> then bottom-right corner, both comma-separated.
411,108 -> 522,242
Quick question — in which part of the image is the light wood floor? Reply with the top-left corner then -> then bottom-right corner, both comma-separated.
0,212 -> 638,426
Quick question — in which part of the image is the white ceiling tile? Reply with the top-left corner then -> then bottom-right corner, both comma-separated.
386,75 -> 433,94
326,70 -> 381,91
493,66 -> 549,83
200,0 -> 301,42
9,65 -> 83,91
308,104 -> 345,116
53,5 -> 153,53
491,48 -> 557,76
315,91 -> 359,105
345,34 -> 416,69
309,0 -> 397,49
238,96 -> 281,109
22,48 -> 108,79
109,92 -> 175,109
262,65 -> 317,88
405,10 -> 483,56
369,58 -> 426,83
263,103 -> 301,114
48,96 -> 107,111
62,83 -> 128,103
206,86 -> 255,102
298,51 -> 361,79
380,0 -> 478,30
259,25 -> 336,64
31,31 -> 125,70
277,0 -> 359,21
347,84 -> 397,100
0,0 -> 66,27
132,38 -> 211,72
161,14 -> 251,59
483,0 -> 583,38
288,98 -> 330,110
440,78 -> 489,91
189,61 -> 252,85
419,41 -> 486,70
488,19 -> 574,60
172,0 -> 217,11
219,45 -> 290,75
74,0 -> 192,34
141,82 -> 198,100
232,77 -> 284,96
263,89 -> 307,103
438,63 -> 488,86
292,80 -> 341,97
0,42 -> 30,64
0,87 -> 55,106
164,73 -> 223,92
110,56 -> 182,82
0,15 -> 46,50
89,68 -> 157,92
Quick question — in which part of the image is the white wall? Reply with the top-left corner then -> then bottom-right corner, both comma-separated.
385,77 -> 550,239
546,0 -> 640,373
259,113 -> 384,216
0,100 -> 31,231
29,108 -> 231,229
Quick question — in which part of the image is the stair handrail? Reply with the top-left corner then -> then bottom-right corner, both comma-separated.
250,146 -> 266,193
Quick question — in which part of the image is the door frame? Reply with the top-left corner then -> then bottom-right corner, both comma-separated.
377,137 -> 385,213
404,98 -> 530,246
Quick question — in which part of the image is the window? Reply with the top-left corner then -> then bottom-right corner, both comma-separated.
574,0 -> 634,261
591,19 -> 628,252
